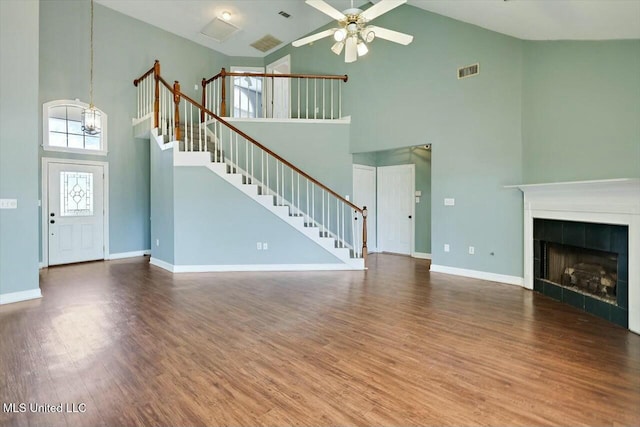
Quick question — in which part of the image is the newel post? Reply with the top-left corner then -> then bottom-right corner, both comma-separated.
362,207 -> 368,265
220,68 -> 227,117
173,80 -> 181,141
153,60 -> 160,128
200,78 -> 207,122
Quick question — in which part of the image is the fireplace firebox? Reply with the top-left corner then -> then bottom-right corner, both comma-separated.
533,219 -> 628,327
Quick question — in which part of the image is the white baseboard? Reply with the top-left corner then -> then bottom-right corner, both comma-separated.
0,288 -> 42,305
412,252 -> 432,260
107,250 -> 151,260
149,257 -> 363,273
430,264 -> 524,287
39,262 -> 45,269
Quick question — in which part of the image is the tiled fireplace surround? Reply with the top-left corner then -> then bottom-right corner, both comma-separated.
512,179 -> 640,334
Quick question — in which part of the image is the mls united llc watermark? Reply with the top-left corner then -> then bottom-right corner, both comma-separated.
3,402 -> 87,414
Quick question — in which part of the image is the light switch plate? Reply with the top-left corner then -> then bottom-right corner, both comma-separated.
415,190 -> 422,197
444,198 -> 455,206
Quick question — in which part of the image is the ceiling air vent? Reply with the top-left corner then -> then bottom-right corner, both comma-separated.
278,11 -> 291,18
458,63 -> 480,79
250,34 -> 282,53
201,17 -> 241,42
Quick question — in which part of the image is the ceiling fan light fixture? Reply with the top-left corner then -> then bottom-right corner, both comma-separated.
221,11 -> 232,21
331,41 -> 345,55
362,29 -> 375,43
356,40 -> 368,56
333,28 -> 347,42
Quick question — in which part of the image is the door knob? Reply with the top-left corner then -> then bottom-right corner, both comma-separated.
50,213 -> 55,217
50,220 -> 55,224
408,215 -> 412,219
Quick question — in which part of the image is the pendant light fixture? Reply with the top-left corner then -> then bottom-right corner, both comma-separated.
81,0 -> 101,135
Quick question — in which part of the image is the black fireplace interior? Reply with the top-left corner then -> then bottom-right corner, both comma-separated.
533,219 -> 628,327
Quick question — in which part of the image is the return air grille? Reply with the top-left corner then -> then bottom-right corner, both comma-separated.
458,63 -> 480,79
201,17 -> 241,42
250,34 -> 282,53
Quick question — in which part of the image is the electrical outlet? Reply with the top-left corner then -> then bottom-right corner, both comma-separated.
263,242 -> 268,250
0,199 -> 17,209
257,242 -> 262,250
156,239 -> 160,247
469,246 -> 475,255
444,244 -> 450,252
444,198 -> 455,206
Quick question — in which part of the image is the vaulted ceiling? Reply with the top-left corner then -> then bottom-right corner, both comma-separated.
96,0 -> 640,58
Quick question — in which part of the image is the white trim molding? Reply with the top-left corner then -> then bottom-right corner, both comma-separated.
430,264 -> 524,286
149,258 -> 364,273
0,288 -> 42,305
508,178 -> 640,334
107,250 -> 151,260
412,252 -> 432,260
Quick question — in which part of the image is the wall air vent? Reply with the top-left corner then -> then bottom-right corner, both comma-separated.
250,35 -> 282,53
201,17 -> 241,42
458,63 -> 480,79
278,11 -> 291,18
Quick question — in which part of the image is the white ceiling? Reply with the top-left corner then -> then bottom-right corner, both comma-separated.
96,0 -> 640,58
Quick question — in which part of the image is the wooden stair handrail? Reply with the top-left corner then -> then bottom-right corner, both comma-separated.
133,60 -> 157,87
158,75 -> 360,213
203,68 -> 348,86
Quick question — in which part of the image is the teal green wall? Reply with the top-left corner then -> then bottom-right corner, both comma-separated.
228,120 -> 353,198
522,40 -> 640,183
268,5 -> 524,277
0,0 -> 40,295
375,147 -> 432,254
174,167 -> 342,265
38,1 -> 231,258
352,152 -> 377,167
150,141 -> 174,264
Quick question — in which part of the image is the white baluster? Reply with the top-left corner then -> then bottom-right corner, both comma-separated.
297,78 -> 300,119
314,79 -> 317,119
306,180 -> 309,224
297,174 -> 300,216
276,160 -> 279,202
339,80 -> 342,119
322,190 -> 325,236
322,80 -> 325,120
184,100 -> 187,150
261,151 -> 264,194
331,80 -> 334,119
305,79 -> 309,119
245,138 -> 248,182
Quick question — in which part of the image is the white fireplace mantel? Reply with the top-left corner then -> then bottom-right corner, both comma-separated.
507,178 -> 640,334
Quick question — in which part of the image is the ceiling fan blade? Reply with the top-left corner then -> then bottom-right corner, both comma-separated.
305,0 -> 346,21
360,0 -> 407,21
367,26 -> 414,45
292,29 -> 336,47
345,37 -> 357,63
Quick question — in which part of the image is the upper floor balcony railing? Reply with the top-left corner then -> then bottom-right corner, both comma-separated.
201,68 -> 348,120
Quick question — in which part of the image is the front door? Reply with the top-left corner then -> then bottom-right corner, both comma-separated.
47,162 -> 105,265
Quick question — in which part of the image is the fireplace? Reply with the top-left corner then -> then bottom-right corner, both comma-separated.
510,179 -> 639,334
533,219 -> 628,326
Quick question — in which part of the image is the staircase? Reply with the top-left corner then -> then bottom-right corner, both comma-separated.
135,61 -> 367,271
170,123 -> 362,268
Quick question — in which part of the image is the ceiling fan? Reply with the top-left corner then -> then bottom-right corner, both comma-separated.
292,0 -> 414,63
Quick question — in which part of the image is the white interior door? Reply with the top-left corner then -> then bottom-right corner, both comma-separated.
352,164 -> 377,252
48,162 -> 105,265
266,55 -> 290,119
377,164 -> 414,255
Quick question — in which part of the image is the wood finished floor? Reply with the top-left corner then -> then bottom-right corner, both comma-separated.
1,254 -> 639,426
